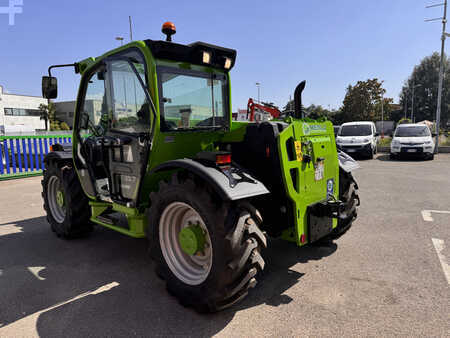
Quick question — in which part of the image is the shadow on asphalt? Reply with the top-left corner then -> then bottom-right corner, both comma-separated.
376,154 -> 430,162
0,216 -> 336,337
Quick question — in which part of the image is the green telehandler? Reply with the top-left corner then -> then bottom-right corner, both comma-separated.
41,22 -> 360,312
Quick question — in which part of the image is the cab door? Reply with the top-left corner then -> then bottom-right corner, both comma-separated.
74,49 -> 153,207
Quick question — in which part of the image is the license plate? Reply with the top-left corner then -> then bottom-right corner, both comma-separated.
346,149 -> 356,152
315,161 -> 324,181
407,149 -> 417,153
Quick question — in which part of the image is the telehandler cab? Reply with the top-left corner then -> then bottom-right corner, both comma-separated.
41,22 -> 360,312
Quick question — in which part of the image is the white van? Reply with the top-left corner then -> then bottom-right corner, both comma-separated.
390,124 -> 435,160
336,121 -> 378,159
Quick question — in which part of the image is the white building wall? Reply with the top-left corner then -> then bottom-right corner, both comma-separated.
0,85 -> 47,133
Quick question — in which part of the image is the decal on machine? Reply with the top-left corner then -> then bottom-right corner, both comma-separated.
302,123 -> 327,135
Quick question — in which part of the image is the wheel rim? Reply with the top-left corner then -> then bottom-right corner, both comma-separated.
159,202 -> 213,286
47,176 -> 66,223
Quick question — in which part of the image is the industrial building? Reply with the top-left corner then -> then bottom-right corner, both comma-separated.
0,85 -> 47,134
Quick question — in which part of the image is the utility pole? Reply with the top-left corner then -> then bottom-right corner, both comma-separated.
426,0 -> 448,153
129,16 -> 133,41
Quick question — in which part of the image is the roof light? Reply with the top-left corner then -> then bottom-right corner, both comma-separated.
224,57 -> 232,70
162,21 -> 176,42
202,51 -> 211,64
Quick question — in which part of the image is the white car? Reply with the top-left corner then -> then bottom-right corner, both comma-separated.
390,124 -> 435,160
336,121 -> 378,159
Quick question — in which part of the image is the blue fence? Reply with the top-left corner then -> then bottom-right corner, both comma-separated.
0,135 -> 72,180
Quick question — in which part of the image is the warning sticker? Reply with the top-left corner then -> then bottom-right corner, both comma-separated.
294,141 -> 303,162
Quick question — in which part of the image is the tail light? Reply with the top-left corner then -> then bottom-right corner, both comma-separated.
216,153 -> 231,165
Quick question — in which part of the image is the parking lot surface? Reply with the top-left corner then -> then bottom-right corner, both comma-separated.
0,154 -> 449,337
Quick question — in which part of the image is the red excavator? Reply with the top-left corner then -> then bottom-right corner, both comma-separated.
247,98 -> 282,122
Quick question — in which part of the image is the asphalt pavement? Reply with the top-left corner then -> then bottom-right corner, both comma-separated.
0,154 -> 449,337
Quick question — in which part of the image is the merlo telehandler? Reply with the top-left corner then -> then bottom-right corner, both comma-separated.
41,22 -> 360,312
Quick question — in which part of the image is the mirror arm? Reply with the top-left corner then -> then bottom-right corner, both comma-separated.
48,63 -> 79,77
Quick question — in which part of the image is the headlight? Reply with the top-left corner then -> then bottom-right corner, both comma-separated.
363,138 -> 370,143
424,141 -> 432,145
391,140 -> 400,146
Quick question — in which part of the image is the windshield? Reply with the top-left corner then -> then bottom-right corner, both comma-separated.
158,67 -> 228,131
339,124 -> 372,136
395,126 -> 430,137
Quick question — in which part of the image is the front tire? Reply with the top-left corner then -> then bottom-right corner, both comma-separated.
42,160 -> 93,238
149,173 -> 266,313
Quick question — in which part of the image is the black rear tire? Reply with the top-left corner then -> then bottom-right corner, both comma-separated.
42,160 -> 93,238
148,173 -> 266,313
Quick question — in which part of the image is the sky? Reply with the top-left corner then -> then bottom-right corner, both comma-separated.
0,0 -> 446,111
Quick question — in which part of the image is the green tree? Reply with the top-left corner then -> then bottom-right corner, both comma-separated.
303,104 -> 332,119
39,102 -> 56,131
340,78 -> 392,122
283,99 -> 295,112
400,52 -> 450,126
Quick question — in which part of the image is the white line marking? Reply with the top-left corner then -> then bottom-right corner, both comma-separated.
421,210 -> 450,222
431,238 -> 450,285
0,224 -> 23,237
27,267 -> 46,281
0,282 -> 119,336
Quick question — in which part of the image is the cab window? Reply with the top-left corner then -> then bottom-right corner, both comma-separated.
158,67 -> 228,131
81,65 -> 110,135
109,55 -> 150,134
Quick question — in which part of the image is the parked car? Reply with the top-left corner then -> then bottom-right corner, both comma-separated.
335,121 -> 378,159
390,124 -> 435,160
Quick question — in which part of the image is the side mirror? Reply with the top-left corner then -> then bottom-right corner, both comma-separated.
375,132 -> 380,137
432,133 -> 438,137
42,76 -> 58,99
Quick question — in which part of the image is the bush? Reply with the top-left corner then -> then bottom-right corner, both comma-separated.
378,137 -> 392,147
60,122 -> 70,130
398,118 -> 412,124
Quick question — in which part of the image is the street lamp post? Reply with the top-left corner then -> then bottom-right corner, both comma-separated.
411,82 -> 421,123
381,92 -> 384,138
115,36 -> 124,46
255,82 -> 260,102
380,80 -> 385,139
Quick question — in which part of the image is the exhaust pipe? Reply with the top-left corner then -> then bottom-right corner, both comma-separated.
294,81 -> 306,119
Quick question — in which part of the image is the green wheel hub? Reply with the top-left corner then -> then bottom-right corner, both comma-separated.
56,190 -> 65,208
179,224 -> 206,255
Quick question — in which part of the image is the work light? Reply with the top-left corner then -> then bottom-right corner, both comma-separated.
224,57 -> 232,69
202,51 -> 211,64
